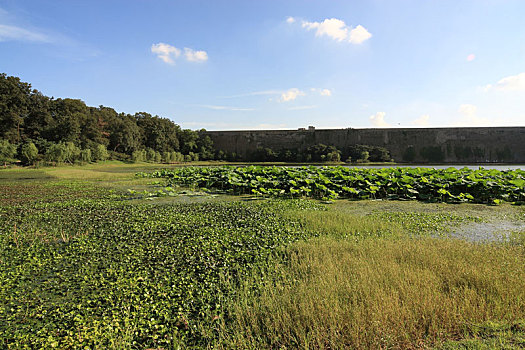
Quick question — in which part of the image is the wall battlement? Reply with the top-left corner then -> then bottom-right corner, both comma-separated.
206,127 -> 525,163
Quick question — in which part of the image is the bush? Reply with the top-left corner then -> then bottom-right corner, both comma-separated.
20,142 -> 38,165
154,151 -> 162,163
132,149 -> 146,162
163,151 -> 172,163
92,144 -> 109,161
45,143 -> 67,163
80,149 -> 92,163
0,139 -> 17,166
146,148 -> 156,162
64,142 -> 81,163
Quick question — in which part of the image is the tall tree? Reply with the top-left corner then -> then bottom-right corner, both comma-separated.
0,73 -> 30,143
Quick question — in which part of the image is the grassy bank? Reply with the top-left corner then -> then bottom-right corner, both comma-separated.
218,237 -> 525,349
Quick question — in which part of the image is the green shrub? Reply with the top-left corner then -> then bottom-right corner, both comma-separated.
0,139 -> 17,166
20,142 -> 38,165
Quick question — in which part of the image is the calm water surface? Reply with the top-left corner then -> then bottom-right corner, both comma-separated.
345,164 -> 525,171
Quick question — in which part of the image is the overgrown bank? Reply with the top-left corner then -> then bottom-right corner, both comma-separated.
1,165 -> 524,348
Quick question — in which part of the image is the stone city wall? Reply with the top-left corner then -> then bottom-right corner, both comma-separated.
205,127 -> 525,163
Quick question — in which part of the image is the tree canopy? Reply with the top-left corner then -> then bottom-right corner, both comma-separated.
0,73 -> 215,161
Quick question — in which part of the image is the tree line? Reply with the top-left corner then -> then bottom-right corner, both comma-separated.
0,73 -> 214,165
246,144 -> 392,163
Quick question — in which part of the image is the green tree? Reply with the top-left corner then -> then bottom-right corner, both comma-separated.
45,143 -> 67,163
64,142 -> 81,163
80,149 -> 92,163
154,151 -> 162,163
132,149 -> 146,163
20,142 -> 39,165
92,144 -> 109,161
146,148 -> 156,162
326,150 -> 341,162
0,74 -> 31,143
106,111 -> 142,153
163,151 -> 172,163
178,129 -> 198,154
0,139 -> 17,166
196,130 -> 215,160
135,112 -> 180,153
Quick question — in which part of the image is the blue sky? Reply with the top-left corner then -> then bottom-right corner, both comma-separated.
1,0 -> 525,130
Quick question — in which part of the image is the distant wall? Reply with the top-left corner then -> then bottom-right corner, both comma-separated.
206,127 -> 525,163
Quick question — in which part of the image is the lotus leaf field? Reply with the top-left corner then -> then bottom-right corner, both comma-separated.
0,179 -> 321,348
141,166 -> 525,203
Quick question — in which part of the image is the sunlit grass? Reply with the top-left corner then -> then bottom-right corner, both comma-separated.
218,237 -> 525,349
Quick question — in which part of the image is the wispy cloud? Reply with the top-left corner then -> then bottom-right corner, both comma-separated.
458,104 -> 477,117
455,104 -> 492,126
197,104 -> 255,111
286,16 -> 295,24
280,88 -> 305,102
484,72 -> 525,92
224,87 -> 332,101
181,121 -> 287,130
221,90 -> 282,98
411,114 -> 430,126
301,18 -> 372,44
288,105 -> 318,111
0,23 -> 52,42
151,42 -> 208,65
311,88 -> 332,96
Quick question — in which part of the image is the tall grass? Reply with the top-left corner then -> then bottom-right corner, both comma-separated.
217,237 -> 525,349
283,209 -> 405,239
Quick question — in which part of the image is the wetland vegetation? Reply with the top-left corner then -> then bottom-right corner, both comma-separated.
1,162 -> 524,349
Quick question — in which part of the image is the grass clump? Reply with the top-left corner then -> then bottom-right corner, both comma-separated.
218,237 -> 525,349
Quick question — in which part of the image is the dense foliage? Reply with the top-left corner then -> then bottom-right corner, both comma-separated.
0,73 -> 214,164
242,143 -> 392,163
143,166 -> 525,203
0,181 -> 319,348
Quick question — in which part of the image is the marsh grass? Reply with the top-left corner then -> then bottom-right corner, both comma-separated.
283,208 -> 405,239
217,237 -> 525,349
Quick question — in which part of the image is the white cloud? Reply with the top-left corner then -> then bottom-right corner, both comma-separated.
319,88 -> 332,96
151,43 -> 181,64
184,47 -> 208,62
458,104 -> 477,117
0,24 -> 51,42
369,112 -> 390,127
466,54 -> 476,62
288,105 -> 318,111
286,16 -> 295,24
455,104 -> 492,126
301,18 -> 371,44
485,72 -> 525,92
152,43 -> 208,64
280,88 -> 305,102
412,114 -> 430,126
349,25 -> 372,44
